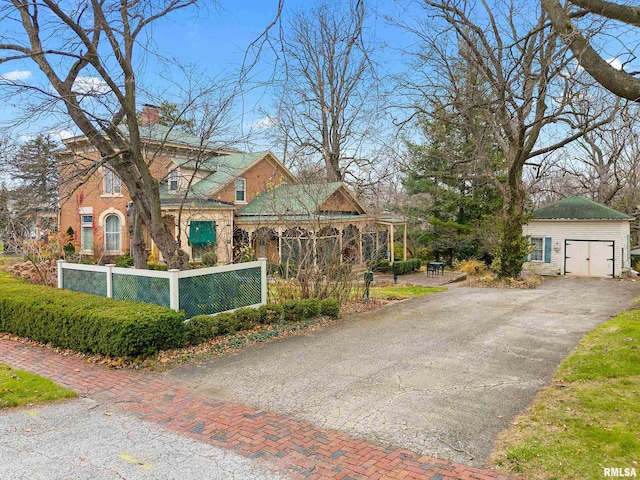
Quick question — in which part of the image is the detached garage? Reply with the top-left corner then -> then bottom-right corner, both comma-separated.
523,196 -> 633,278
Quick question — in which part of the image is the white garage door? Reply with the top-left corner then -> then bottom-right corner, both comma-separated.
565,240 -> 614,277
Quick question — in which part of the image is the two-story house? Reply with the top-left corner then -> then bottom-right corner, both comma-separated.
58,105 -> 406,266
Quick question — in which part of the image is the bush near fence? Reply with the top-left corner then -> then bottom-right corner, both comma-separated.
0,276 -> 185,358
185,298 -> 340,346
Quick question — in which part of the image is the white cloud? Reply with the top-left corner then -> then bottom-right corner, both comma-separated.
18,134 -> 36,143
251,116 -> 275,131
607,57 -> 623,71
50,129 -> 74,141
0,70 -> 32,81
17,130 -> 74,144
72,76 -> 110,95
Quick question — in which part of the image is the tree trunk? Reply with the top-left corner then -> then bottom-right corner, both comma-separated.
325,153 -> 342,182
127,203 -> 148,269
128,186 -> 189,270
497,170 -> 528,278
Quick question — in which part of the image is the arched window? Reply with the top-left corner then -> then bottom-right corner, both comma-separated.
104,214 -> 121,252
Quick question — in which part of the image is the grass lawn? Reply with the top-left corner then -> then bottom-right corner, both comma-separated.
368,285 -> 447,300
0,363 -> 77,409
491,306 -> 640,479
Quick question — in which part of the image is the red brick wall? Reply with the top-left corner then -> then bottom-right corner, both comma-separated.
213,155 -> 291,204
58,147 -> 174,255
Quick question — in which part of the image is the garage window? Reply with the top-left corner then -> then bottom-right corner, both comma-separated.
531,237 -> 544,261
530,237 -> 552,263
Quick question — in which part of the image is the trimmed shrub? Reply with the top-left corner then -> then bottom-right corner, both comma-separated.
319,298 -> 340,318
201,251 -> 218,267
370,259 -> 391,273
0,277 -> 184,358
258,304 -> 284,324
185,315 -> 220,345
295,298 -> 320,320
391,259 -> 422,275
234,307 -> 261,330
63,226 -> 76,256
213,312 -> 240,335
114,254 -> 134,268
147,262 -> 168,271
282,299 -> 299,322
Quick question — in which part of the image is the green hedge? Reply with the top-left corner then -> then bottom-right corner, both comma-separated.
392,259 -> 422,275
370,258 -> 421,275
186,298 -> 341,346
0,277 -> 185,358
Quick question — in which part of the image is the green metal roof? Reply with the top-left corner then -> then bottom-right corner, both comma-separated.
178,152 -> 266,192
159,151 -> 266,204
533,196 -> 633,220
119,123 -> 215,148
237,182 -> 350,217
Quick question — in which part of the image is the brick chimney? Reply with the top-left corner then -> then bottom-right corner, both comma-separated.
141,104 -> 160,124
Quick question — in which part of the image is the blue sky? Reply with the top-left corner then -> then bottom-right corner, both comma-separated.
0,0 -> 636,156
0,0 -> 409,147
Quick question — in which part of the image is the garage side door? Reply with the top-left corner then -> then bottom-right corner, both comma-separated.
565,240 -> 614,277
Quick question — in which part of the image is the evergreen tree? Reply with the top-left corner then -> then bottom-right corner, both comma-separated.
0,184 -> 10,251
402,117 -> 503,264
9,135 -> 59,210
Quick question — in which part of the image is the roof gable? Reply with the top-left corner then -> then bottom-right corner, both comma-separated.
161,151 -> 297,201
238,182 -> 366,217
533,196 -> 633,221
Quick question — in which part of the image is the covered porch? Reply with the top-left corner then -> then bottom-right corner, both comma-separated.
233,216 -> 407,267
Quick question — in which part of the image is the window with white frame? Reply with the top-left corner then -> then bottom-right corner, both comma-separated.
104,214 -> 121,252
530,237 -> 544,261
80,214 -> 93,252
169,169 -> 179,192
235,177 -> 246,202
104,168 -> 121,195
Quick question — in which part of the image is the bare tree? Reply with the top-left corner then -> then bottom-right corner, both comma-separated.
399,0 -> 617,277
0,1 -> 281,269
531,100 -> 640,207
542,0 -> 640,101
267,0 -> 381,183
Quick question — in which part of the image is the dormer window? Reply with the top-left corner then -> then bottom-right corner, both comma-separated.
235,178 -> 246,203
104,168 -> 121,196
169,168 -> 179,192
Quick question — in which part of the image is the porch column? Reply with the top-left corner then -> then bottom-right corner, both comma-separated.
403,224 -> 407,261
312,231 -> 318,267
358,225 -> 363,264
276,227 -> 283,263
390,224 -> 395,264
338,226 -> 344,264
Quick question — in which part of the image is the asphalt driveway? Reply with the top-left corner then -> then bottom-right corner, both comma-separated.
167,277 -> 638,467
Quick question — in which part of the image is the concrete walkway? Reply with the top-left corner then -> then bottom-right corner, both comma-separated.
167,276 -> 638,467
0,398 -> 284,480
0,336 -> 517,480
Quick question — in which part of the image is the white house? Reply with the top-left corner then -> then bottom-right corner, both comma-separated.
523,196 -> 633,278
